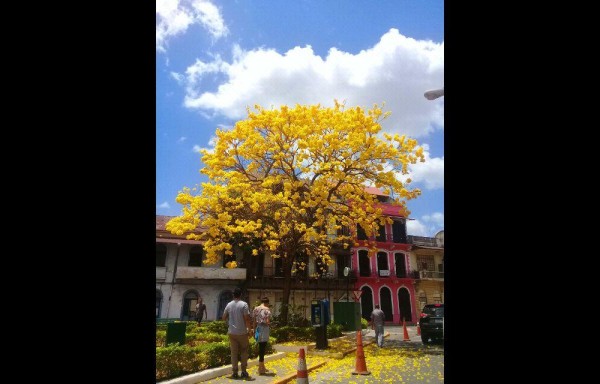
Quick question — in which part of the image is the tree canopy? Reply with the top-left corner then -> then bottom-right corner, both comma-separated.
166,101 -> 425,323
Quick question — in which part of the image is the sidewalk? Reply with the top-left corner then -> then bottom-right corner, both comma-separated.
161,326 -> 424,384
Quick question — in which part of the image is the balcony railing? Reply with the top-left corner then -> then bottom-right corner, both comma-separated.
419,270 -> 444,279
247,274 -> 357,290
407,235 -> 443,248
358,234 -> 408,244
175,266 -> 247,280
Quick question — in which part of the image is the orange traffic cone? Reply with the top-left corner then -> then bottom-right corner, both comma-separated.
417,322 -> 421,336
351,331 -> 371,375
296,347 -> 309,383
403,319 -> 411,341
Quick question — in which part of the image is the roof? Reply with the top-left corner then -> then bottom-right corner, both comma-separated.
363,186 -> 389,196
156,215 -> 205,241
156,215 -> 177,231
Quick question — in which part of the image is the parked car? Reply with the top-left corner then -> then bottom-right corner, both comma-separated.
419,303 -> 444,344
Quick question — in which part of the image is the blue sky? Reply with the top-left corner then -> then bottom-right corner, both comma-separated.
156,0 -> 444,237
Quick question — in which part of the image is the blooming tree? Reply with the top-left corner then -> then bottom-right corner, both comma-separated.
166,101 -> 425,324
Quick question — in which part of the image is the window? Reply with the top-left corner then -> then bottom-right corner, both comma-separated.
356,225 -> 368,240
395,253 -> 407,277
156,244 -> 167,267
417,255 -> 434,271
222,252 -> 236,267
253,252 -> 265,277
336,254 -> 351,278
274,257 -> 284,277
188,246 -> 203,267
358,250 -> 371,277
392,219 -> 407,243
293,253 -> 308,278
337,225 -> 351,237
377,252 -> 389,276
315,257 -> 328,277
376,224 -> 386,242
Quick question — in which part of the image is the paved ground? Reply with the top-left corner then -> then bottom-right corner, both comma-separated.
163,325 -> 443,384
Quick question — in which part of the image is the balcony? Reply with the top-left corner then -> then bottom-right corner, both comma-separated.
175,266 -> 247,281
379,270 -> 391,277
156,267 -> 167,280
246,270 -> 358,291
408,235 -> 442,248
419,270 -> 444,280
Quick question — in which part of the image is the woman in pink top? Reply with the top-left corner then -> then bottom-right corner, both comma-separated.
252,297 -> 273,375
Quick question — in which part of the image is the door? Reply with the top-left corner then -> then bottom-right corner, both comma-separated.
181,291 -> 198,320
217,290 -> 234,320
380,287 -> 393,321
360,286 -> 373,321
398,287 -> 413,323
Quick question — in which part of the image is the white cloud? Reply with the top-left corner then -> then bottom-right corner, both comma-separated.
179,28 -> 443,137
407,216 -> 443,237
192,136 -> 217,154
407,219 -> 428,236
422,212 -> 444,227
157,201 -> 171,209
207,135 -> 218,147
406,144 -> 444,190
171,72 -> 184,84
156,0 -> 228,53
178,136 -> 187,143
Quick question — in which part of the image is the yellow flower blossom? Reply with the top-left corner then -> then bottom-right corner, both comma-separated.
166,101 -> 425,318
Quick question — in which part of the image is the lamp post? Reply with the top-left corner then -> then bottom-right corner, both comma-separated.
343,266 -> 350,302
424,88 -> 444,100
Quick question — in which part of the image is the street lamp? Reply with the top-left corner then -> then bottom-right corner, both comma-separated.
343,267 -> 351,302
424,88 -> 444,100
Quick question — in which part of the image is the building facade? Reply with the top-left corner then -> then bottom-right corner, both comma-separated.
156,207 -> 444,325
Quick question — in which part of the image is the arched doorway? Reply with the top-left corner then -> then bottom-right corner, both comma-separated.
181,290 -> 199,320
156,289 -> 163,318
398,287 -> 413,323
380,287 -> 393,321
217,290 -> 234,320
360,286 -> 373,321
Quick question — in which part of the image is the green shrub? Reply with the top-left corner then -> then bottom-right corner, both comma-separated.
193,331 -> 229,343
195,342 -> 231,370
202,320 -> 228,334
271,325 -> 341,342
326,323 -> 344,338
186,321 -> 200,332
155,323 -> 295,381
156,343 -> 199,381
271,304 -> 311,327
156,323 -> 168,332
156,330 -> 166,347
360,318 -> 368,329
250,337 -> 276,356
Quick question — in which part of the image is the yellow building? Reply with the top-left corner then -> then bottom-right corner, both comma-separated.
409,230 -> 444,318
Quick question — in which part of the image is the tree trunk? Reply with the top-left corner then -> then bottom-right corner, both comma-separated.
279,255 -> 294,325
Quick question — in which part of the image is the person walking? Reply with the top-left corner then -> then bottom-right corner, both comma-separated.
222,287 -> 254,380
195,298 -> 207,324
369,304 -> 386,347
252,297 -> 274,376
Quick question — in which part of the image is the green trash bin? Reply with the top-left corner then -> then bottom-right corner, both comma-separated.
166,322 -> 186,345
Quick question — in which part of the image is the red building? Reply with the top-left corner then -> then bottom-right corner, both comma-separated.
351,187 -> 418,325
